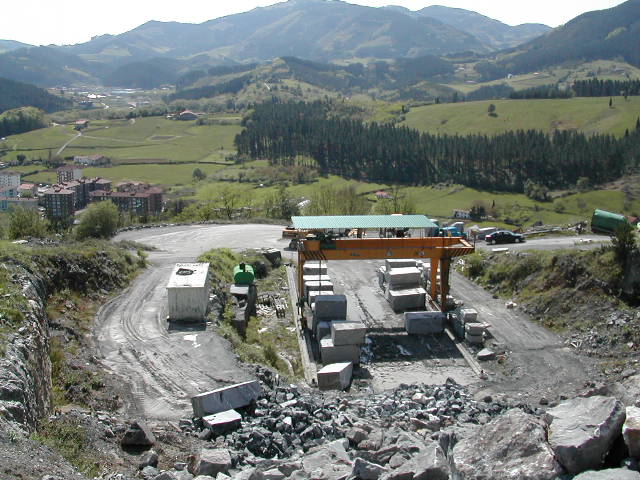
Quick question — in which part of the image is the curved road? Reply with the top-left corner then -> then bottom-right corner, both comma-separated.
94,224 -> 287,420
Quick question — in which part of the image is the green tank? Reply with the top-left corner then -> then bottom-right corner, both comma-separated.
591,209 -> 628,234
233,263 -> 255,285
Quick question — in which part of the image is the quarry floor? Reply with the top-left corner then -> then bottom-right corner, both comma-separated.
98,224 -> 603,420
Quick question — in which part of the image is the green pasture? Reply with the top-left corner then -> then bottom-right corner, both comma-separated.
403,96 -> 640,137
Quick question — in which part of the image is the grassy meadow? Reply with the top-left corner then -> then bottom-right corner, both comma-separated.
402,96 -> 640,137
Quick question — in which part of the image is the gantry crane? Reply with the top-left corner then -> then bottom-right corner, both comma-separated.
297,235 -> 475,312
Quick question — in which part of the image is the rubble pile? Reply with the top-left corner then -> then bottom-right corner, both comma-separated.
187,368 -> 511,465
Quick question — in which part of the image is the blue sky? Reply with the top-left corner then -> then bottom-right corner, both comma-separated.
0,0 -> 627,46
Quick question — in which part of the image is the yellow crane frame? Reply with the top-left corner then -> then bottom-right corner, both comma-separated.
297,236 -> 475,312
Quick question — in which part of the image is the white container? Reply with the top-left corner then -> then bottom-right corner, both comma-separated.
167,263 -> 210,321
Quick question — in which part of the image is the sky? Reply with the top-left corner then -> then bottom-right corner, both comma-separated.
0,0 -> 627,46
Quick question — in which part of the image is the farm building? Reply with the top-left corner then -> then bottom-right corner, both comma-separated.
166,263 -> 210,321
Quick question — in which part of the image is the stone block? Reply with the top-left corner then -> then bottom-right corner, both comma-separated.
304,280 -> 334,297
331,321 -> 366,346
623,406 -> 640,458
303,261 -> 327,276
315,321 -> 331,340
465,322 -> 488,335
320,337 -> 360,365
303,274 -> 331,284
477,349 -> 496,361
386,287 -> 426,313
456,307 -> 478,324
404,311 -> 445,335
386,267 -> 422,288
385,259 -> 417,271
547,396 -> 626,474
308,289 -> 334,306
317,362 -> 353,390
465,333 -> 484,345
314,295 -> 347,320
202,409 -> 242,434
191,381 -> 262,418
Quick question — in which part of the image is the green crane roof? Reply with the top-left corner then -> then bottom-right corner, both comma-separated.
291,215 -> 438,230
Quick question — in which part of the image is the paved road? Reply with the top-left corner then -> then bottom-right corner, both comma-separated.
476,234 -> 607,252
94,224 -> 287,420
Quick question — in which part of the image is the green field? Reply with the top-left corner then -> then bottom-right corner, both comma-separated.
402,96 -> 640,137
1,116 -> 241,164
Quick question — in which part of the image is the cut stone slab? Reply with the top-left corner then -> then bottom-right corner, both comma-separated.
573,469 -> 640,480
386,287 -> 426,313
191,448 -> 232,477
404,311 -> 445,335
121,420 -> 156,447
304,280 -> 334,297
303,274 -> 331,284
303,261 -> 328,276
202,409 -> 242,434
476,349 -> 496,361
455,307 -> 478,324
623,406 -> 640,458
320,337 -> 360,365
314,295 -> 347,321
451,409 -> 561,480
191,381 -> 262,418
331,321 -> 366,346
386,267 -> 422,288
547,396 -> 626,474
385,259 -> 417,270
317,362 -> 353,390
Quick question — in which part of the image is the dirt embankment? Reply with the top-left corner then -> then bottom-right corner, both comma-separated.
461,247 -> 640,375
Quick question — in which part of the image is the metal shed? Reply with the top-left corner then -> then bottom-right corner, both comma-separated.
166,263 -> 210,321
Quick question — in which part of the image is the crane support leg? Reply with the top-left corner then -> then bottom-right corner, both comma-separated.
430,258 -> 439,301
439,258 -> 451,311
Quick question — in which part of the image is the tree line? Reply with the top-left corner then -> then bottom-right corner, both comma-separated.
572,78 -> 640,98
234,100 -> 640,193
0,107 -> 46,137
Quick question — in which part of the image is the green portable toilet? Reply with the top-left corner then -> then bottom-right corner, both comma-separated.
233,263 -> 255,285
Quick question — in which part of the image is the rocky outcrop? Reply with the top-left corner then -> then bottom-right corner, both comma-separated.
0,265 -> 52,431
547,396 -> 626,474
450,408 -> 561,480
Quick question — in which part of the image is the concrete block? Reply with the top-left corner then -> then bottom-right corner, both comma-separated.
303,261 -> 328,276
385,259 -> 417,271
314,295 -> 347,320
191,381 -> 262,418
386,267 -> 422,288
303,274 -> 332,284
317,362 -> 353,390
331,321 -> 366,346
202,409 -> 242,434
386,287 -> 426,313
404,311 -> 445,334
320,337 -> 361,365
304,280 -> 334,297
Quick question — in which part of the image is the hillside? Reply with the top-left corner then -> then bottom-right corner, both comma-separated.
494,0 -> 640,77
402,96 -> 640,137
0,39 -> 31,54
0,77 -> 72,113
413,5 -> 550,50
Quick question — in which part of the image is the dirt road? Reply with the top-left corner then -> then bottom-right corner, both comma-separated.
95,224 -> 287,420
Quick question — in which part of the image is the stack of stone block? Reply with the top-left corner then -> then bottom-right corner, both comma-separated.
303,262 -> 334,308
313,295 -> 366,366
381,259 -> 427,312
451,307 -> 488,345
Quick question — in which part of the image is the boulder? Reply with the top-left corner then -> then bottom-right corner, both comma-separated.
302,439 -> 352,480
190,449 -> 232,477
624,406 -> 640,458
153,473 -> 179,480
547,396 -> 626,474
451,409 -> 560,480
262,468 -> 286,480
573,469 -> 640,480
352,458 -> 388,480
139,450 -> 159,469
121,420 -> 156,447
384,440 -> 449,480
141,466 -> 159,479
